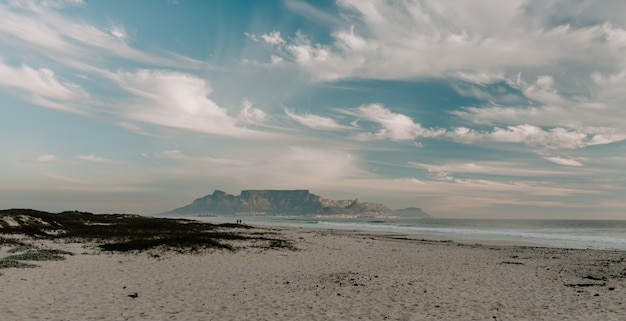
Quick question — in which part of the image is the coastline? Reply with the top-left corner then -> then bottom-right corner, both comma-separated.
2,224 -> 626,320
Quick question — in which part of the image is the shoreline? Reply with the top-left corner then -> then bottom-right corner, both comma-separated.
2,224 -> 626,320
190,215 -> 619,250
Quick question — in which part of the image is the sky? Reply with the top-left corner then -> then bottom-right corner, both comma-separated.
1,0 -> 626,219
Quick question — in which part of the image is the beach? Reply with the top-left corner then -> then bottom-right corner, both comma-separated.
2,226 -> 626,320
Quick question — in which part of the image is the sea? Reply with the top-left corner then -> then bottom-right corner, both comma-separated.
189,215 -> 626,251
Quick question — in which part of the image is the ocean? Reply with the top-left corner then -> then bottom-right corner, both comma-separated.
190,215 -> 626,251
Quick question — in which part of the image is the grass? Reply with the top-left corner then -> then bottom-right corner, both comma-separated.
3,249 -> 73,261
0,260 -> 38,269
7,245 -> 35,253
0,249 -> 74,269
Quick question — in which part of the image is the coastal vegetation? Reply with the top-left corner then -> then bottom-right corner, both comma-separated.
0,209 -> 294,268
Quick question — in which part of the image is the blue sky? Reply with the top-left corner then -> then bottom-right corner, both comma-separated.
1,0 -> 626,218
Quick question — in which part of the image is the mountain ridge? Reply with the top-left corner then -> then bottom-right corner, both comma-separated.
162,189 -> 431,218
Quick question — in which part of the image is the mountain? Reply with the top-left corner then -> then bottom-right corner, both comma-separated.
162,190 -> 395,217
392,207 -> 432,218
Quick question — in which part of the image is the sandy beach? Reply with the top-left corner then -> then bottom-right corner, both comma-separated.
2,225 -> 626,321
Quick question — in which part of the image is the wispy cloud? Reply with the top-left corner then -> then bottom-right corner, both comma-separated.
284,0 -> 344,26
0,60 -> 89,113
77,154 -> 119,164
409,161 -> 576,177
40,172 -> 87,185
285,109 -> 349,130
0,1 -> 206,68
543,157 -> 584,167
447,125 -> 626,150
36,154 -> 58,162
238,99 -> 268,124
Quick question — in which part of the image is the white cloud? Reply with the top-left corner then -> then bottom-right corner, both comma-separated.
261,31 -> 285,45
110,69 -> 272,139
450,72 -> 626,148
160,150 -> 190,160
284,0 -> 344,27
158,150 -> 249,166
0,60 -> 89,112
409,161 -> 575,177
40,172 -> 87,184
448,124 -> 616,149
0,2 -> 205,69
285,109 -> 349,130
77,154 -> 118,164
118,122 -> 153,136
238,99 -> 267,124
152,146 -> 373,194
109,24 -> 128,41
252,0 -> 626,150
36,154 -> 57,162
543,157 -> 584,167
283,31 -> 351,81
352,104 -> 445,141
269,55 -> 283,65
30,0 -> 86,8
257,0 -> 626,82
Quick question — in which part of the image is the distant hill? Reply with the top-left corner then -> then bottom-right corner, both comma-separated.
392,207 -> 431,219
162,190 -> 407,217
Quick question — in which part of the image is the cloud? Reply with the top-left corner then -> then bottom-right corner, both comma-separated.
241,0 -> 626,154
160,150 -> 190,161
118,122 -> 153,136
409,161 -> 575,177
0,60 -> 89,112
449,73 -> 626,148
284,0 -> 344,26
285,109 -> 349,130
108,24 -> 128,41
110,69 -> 272,139
154,146 -> 372,191
40,172 -> 87,185
351,104 -> 445,141
27,0 -> 86,8
543,157 -> 584,167
238,99 -> 267,124
77,154 -> 119,164
449,125 -> 625,149
261,31 -> 285,45
36,154 -> 58,162
158,150 -> 249,166
255,0 -> 626,82
0,1 -> 206,69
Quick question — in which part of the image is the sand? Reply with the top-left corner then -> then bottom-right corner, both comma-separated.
1,226 -> 626,320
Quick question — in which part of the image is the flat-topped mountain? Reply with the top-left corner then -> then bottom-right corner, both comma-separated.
162,190 -> 420,217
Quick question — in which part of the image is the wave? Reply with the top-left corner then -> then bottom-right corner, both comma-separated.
314,220 -> 626,250
193,215 -> 626,250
